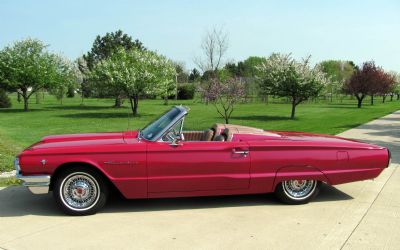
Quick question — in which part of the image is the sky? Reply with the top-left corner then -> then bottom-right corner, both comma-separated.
0,0 -> 399,72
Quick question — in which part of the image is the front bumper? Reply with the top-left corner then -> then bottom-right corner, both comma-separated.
17,174 -> 51,194
15,157 -> 50,194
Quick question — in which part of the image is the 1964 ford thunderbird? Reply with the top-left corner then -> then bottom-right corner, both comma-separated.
15,106 -> 390,215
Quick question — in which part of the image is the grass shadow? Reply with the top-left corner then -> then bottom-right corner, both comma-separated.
0,108 -> 49,113
231,115 -> 293,122
59,112 -> 153,119
46,105 -> 123,111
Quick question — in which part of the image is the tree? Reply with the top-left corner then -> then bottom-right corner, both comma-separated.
195,27 -> 229,73
89,48 -> 176,115
390,72 -> 400,100
48,56 -> 80,104
242,56 -> 267,77
343,61 -> 388,108
84,30 -> 146,107
203,77 -> 245,124
379,72 -> 396,103
224,57 -> 268,102
0,38 -> 75,111
224,61 -> 246,77
319,60 -> 355,102
77,56 -> 90,104
155,59 -> 177,105
174,62 -> 188,83
84,30 -> 145,70
258,53 -> 327,119
188,68 -> 201,82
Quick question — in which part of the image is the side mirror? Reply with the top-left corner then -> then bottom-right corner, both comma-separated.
169,137 -> 182,147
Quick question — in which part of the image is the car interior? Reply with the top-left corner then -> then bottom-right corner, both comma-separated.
181,123 -> 266,142
181,124 -> 229,142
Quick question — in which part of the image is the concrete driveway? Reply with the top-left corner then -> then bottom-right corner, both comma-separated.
1,111 -> 400,250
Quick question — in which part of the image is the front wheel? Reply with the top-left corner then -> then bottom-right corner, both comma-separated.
274,180 -> 319,205
53,168 -> 109,215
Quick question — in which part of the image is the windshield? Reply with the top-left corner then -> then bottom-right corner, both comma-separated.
141,107 -> 183,141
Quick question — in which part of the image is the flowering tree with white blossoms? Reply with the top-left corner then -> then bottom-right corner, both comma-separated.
90,48 -> 176,115
0,38 -> 78,111
258,53 -> 328,119
48,55 -> 80,104
153,57 -> 176,105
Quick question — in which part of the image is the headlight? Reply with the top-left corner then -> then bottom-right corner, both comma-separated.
14,157 -> 20,173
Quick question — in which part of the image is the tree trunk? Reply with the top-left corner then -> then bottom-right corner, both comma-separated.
356,94 -> 364,108
114,95 -> 122,108
370,95 -> 374,105
164,96 -> 168,105
23,95 -> 29,111
290,99 -> 297,119
390,94 -> 394,101
382,96 -> 386,103
17,92 -> 21,103
129,95 -> 139,115
224,109 -> 229,124
22,89 -> 29,111
398,94 -> 400,100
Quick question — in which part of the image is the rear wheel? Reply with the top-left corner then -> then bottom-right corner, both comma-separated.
53,167 -> 109,215
274,180 -> 319,205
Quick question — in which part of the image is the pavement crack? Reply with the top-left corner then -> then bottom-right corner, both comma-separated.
340,167 -> 398,249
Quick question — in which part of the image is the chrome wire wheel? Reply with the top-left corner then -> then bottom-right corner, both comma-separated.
282,180 -> 317,200
60,172 -> 100,211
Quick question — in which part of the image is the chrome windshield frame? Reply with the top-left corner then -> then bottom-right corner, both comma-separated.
141,106 -> 188,142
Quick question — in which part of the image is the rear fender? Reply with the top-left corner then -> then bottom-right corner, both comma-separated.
272,166 -> 330,190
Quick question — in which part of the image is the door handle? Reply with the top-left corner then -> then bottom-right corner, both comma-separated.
232,149 -> 249,155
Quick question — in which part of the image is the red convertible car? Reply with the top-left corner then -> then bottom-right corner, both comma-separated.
15,106 -> 390,215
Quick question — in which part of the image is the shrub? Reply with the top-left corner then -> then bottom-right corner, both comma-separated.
178,84 -> 196,100
0,89 -> 11,108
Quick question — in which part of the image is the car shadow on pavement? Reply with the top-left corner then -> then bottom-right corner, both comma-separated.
0,186 -> 62,217
0,183 -> 352,217
102,183 -> 352,214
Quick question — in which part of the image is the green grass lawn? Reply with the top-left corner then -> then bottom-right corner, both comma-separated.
0,94 -> 399,172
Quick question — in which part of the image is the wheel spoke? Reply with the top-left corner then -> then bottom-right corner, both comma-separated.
282,180 -> 316,200
60,173 -> 100,211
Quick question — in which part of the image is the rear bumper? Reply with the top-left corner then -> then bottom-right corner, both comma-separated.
17,174 -> 51,194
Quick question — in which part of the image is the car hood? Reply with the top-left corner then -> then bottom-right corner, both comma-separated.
26,131 -> 139,151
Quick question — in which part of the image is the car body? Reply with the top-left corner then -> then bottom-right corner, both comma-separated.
15,106 -> 390,215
